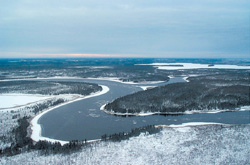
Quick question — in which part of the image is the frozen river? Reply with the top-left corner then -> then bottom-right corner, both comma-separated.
38,77 -> 250,141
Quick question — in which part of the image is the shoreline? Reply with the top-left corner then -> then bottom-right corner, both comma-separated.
0,76 -> 166,85
5,76 -> 248,145
30,85 -> 109,145
137,63 -> 250,70
155,122 -> 229,128
100,104 -> 250,116
86,77 -> 165,85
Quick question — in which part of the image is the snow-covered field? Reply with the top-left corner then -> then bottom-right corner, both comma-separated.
0,94 -> 53,109
138,63 -> 250,70
1,123 -> 249,165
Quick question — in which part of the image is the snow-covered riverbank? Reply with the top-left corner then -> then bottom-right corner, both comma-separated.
101,104 -> 250,116
30,85 -> 109,145
0,76 -> 165,85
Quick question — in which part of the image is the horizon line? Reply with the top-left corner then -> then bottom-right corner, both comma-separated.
0,52 -> 249,59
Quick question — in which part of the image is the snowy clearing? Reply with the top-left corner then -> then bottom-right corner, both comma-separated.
1,124 -> 249,165
0,94 -> 53,109
138,63 -> 250,70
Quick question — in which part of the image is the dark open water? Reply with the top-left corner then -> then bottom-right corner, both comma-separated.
38,77 -> 250,141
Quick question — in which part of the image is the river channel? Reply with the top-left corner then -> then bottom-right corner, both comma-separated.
38,77 -> 250,141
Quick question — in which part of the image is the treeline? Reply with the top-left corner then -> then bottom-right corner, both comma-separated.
30,140 -> 86,155
105,74 -> 250,114
101,125 -> 161,142
0,118 -> 160,156
0,58 -> 171,83
0,117 -> 87,156
32,99 -> 65,114
0,81 -> 102,96
1,117 -> 33,156
2,58 -> 249,83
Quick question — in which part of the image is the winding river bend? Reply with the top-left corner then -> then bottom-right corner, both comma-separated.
38,77 -> 250,141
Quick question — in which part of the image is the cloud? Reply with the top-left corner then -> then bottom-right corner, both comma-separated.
0,0 -> 249,58
0,52 -> 142,58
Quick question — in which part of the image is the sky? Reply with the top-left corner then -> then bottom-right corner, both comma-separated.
0,0 -> 249,58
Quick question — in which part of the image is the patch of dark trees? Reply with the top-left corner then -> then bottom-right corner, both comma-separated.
101,125 -> 161,142
0,81 -> 102,96
0,118 -> 160,157
0,58 -> 173,83
105,74 -> 250,114
81,64 -> 170,83
32,99 -> 65,114
0,117 -> 88,156
1,58 -> 250,83
0,117 -> 33,156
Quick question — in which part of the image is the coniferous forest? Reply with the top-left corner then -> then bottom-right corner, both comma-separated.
105,71 -> 250,114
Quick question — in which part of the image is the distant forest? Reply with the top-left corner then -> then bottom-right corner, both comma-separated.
105,71 -> 250,114
1,58 -> 250,83
0,81 -> 102,96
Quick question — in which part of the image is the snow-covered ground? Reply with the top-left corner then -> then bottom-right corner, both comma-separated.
183,77 -> 189,82
0,95 -> 78,150
30,85 -> 109,145
0,85 -> 109,148
138,86 -> 156,90
137,63 -> 250,70
1,123 -> 249,165
0,94 -> 54,109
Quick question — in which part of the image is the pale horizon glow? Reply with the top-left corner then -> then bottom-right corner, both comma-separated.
0,52 -> 248,59
0,52 -> 142,58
